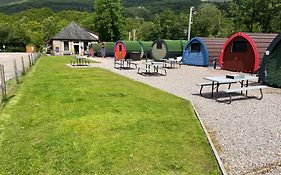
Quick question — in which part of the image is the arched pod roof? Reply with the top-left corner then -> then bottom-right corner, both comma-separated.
151,39 -> 185,60
219,32 -> 277,73
182,37 -> 226,66
259,33 -> 281,85
114,41 -> 144,60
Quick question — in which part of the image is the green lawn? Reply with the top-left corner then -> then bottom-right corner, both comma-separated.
0,56 -> 221,174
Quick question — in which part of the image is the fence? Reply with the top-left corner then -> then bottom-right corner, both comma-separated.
0,53 -> 41,102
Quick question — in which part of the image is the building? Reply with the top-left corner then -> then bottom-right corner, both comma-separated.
51,22 -> 98,56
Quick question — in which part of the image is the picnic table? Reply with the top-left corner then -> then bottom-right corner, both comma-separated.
137,61 -> 167,76
114,59 -> 137,69
201,75 -> 258,99
71,56 -> 90,66
161,58 -> 181,68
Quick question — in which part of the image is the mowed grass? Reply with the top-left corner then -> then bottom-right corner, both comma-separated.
0,56 -> 221,174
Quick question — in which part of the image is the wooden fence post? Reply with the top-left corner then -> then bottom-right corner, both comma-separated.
21,56 -> 25,75
28,55 -> 32,67
31,54 -> 34,65
0,64 -> 7,101
13,59 -> 19,84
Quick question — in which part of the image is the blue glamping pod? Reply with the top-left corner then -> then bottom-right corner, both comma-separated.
182,37 -> 227,67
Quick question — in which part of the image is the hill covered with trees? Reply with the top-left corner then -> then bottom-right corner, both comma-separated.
0,0 -> 280,52
0,0 -> 207,15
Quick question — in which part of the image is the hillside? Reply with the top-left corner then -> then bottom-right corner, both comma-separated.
0,0 -> 226,14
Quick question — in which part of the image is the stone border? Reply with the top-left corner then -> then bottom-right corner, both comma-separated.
191,102 -> 228,175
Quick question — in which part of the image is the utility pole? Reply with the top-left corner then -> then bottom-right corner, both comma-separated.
188,6 -> 195,41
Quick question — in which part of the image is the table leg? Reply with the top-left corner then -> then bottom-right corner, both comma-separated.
211,81 -> 214,98
246,80 -> 249,96
216,82 -> 219,100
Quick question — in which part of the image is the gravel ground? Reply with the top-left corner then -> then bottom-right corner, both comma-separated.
0,53 -> 33,80
88,57 -> 281,175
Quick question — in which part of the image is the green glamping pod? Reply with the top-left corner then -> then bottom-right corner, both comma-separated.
259,33 -> 281,87
91,42 -> 100,56
90,42 -> 115,57
114,41 -> 144,60
139,41 -> 153,58
151,39 -> 186,60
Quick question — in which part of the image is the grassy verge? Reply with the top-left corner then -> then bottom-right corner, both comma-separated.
0,56 -> 221,174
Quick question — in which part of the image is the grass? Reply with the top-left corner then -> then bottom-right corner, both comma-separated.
0,56 -> 221,174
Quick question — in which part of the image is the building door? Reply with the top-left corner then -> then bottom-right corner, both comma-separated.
74,45 -> 79,54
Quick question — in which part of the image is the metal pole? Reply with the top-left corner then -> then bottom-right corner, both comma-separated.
188,6 -> 195,41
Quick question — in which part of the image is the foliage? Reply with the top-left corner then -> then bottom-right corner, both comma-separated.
94,0 -> 125,42
227,0 -> 281,33
0,56 -> 221,174
0,0 -> 281,51
192,3 -> 233,37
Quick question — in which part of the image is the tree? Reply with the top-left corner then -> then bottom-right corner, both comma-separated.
192,3 -> 233,37
138,21 -> 155,40
122,17 -> 143,40
42,16 -> 57,42
94,0 -> 125,41
228,0 -> 281,33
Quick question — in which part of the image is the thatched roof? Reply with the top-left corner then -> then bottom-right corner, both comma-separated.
52,22 -> 98,41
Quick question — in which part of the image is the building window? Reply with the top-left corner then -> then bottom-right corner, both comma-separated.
190,43 -> 201,52
157,42 -> 162,49
232,41 -> 247,52
64,41 -> 69,51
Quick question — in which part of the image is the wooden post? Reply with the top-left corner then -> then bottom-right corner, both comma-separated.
21,56 -> 25,75
31,54 -> 34,65
28,55 -> 32,67
0,64 -> 7,101
13,59 -> 19,84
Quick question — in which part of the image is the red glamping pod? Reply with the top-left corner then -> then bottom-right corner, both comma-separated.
219,32 -> 277,73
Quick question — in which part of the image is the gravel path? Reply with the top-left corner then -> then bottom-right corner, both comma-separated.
88,57 -> 281,175
0,53 -> 32,80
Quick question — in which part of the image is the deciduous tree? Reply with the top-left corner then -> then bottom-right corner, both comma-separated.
94,0 -> 125,41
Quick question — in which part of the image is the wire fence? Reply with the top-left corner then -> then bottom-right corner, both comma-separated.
0,53 -> 41,102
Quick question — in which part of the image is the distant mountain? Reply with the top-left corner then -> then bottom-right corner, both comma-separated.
0,0 -> 227,14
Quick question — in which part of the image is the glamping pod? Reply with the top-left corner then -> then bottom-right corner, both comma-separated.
139,41 -> 153,58
91,42 -> 115,57
104,42 -> 115,57
151,39 -> 185,60
114,41 -> 144,61
259,33 -> 281,87
91,42 -> 100,56
219,32 -> 277,73
182,37 -> 227,66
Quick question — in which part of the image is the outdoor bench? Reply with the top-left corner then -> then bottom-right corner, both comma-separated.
137,62 -> 167,76
197,82 -> 237,97
114,59 -> 137,70
223,85 -> 268,104
71,56 -> 90,66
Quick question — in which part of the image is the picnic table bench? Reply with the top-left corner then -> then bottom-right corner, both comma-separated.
224,85 -> 268,104
138,61 -> 167,76
71,56 -> 90,66
197,75 -> 267,103
197,81 -> 237,97
161,58 -> 181,69
114,59 -> 137,69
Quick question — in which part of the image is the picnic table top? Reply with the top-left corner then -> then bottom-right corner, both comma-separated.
204,75 -> 258,83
